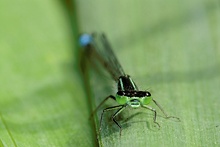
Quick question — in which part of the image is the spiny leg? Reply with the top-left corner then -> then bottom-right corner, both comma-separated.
99,105 -> 124,134
90,95 -> 115,119
142,105 -> 160,128
152,99 -> 180,121
111,105 -> 127,136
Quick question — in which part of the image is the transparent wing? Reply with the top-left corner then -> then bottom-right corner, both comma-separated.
83,33 -> 125,81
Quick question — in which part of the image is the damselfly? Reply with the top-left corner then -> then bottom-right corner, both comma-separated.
79,33 -> 180,135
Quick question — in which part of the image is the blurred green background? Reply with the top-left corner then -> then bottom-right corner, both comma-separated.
0,0 -> 219,147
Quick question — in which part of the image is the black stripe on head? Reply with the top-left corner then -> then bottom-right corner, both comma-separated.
117,91 -> 151,97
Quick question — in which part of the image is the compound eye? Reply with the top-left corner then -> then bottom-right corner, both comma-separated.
116,94 -> 128,105
142,96 -> 152,105
117,91 -> 125,96
146,91 -> 151,97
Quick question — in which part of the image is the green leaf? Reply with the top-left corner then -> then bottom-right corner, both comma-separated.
0,0 -> 219,147
0,0 -> 94,146
76,0 -> 220,146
